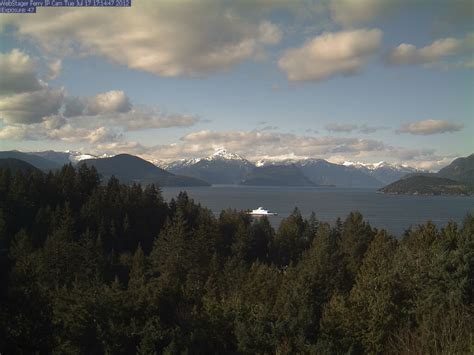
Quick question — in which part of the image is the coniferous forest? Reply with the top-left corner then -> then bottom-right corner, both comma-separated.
0,164 -> 473,354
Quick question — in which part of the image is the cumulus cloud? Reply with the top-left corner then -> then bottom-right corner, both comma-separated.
0,88 -> 65,124
387,38 -> 463,65
278,29 -> 382,81
0,49 -> 65,125
397,119 -> 464,135
174,129 -> 386,161
0,115 -> 121,144
383,148 -> 459,171
64,103 -> 199,132
45,127 -> 453,172
0,49 -> 42,95
85,127 -> 121,144
44,58 -> 62,80
86,91 -> 132,115
258,21 -> 282,44
0,1 -> 281,77
64,90 -> 132,117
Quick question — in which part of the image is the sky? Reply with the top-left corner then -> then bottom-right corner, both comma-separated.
0,0 -> 473,170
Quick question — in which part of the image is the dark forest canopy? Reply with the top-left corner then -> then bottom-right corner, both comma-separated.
0,164 -> 473,354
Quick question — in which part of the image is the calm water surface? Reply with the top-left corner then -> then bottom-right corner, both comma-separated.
161,185 -> 474,236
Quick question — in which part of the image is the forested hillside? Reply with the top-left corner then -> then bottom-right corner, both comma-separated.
0,165 -> 472,354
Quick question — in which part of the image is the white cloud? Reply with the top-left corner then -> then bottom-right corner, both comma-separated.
95,141 -> 147,156
174,129 -> 386,161
0,1 -> 281,77
0,125 -> 31,140
0,88 -> 65,124
0,107 -> 200,144
387,38 -> 463,65
83,129 -> 390,162
86,90 -> 132,115
45,128 -> 453,172
409,157 -> 455,171
258,21 -> 282,44
397,119 -> 464,135
278,29 -> 382,81
44,58 -> 62,80
64,105 -> 199,132
85,127 -> 121,144
0,117 -> 121,144
0,49 -> 42,95
65,90 -> 132,117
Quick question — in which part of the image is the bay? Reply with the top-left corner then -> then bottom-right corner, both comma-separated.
161,185 -> 474,236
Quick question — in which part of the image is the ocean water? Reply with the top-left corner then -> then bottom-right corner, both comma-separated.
161,185 -> 474,236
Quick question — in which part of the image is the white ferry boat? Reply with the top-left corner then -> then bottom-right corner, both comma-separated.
248,207 -> 277,216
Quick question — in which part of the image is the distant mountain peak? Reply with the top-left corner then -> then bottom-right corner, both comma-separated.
342,160 -> 416,172
207,148 -> 245,161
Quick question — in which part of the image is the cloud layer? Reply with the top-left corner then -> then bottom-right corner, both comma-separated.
397,119 -> 464,135
387,38 -> 462,65
278,29 -> 382,81
0,49 -> 42,95
325,123 -> 384,134
0,1 -> 281,77
88,128 -> 449,171
0,49 -> 201,143
0,88 -> 65,124
64,90 -> 132,117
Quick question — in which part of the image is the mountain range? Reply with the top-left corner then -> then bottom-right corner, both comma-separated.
80,154 -> 209,186
0,151 -> 208,187
161,148 -> 424,187
161,150 -> 254,185
0,148 -> 434,188
0,158 -> 40,174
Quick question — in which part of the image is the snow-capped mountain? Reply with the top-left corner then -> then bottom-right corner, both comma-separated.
256,158 -> 306,167
342,161 -> 422,185
343,160 -> 415,171
165,148 -> 254,184
6,147 -> 424,187
156,149 -> 247,169
206,148 -> 247,161
30,150 -> 110,166
67,151 -> 102,163
154,158 -> 201,171
156,149 -> 423,187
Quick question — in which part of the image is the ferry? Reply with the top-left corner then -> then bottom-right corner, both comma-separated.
248,207 -> 277,216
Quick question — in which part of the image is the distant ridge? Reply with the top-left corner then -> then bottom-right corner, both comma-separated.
0,149 -> 456,188
80,154 -> 209,187
437,154 -> 474,183
167,148 -> 254,185
161,149 -> 423,187
242,164 -> 316,186
379,153 -> 474,196
0,158 -> 41,174
0,151 -> 60,171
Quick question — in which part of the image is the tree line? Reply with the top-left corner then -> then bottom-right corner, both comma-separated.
0,164 -> 472,354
